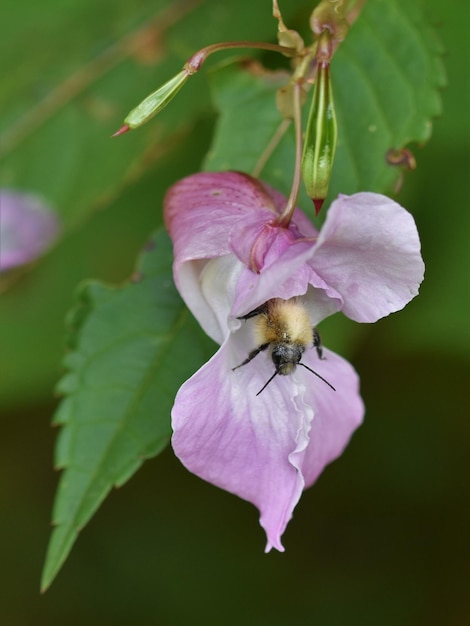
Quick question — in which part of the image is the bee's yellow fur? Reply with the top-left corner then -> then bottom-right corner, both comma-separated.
254,298 -> 313,348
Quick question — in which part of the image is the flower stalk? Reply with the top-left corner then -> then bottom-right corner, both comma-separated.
276,79 -> 304,227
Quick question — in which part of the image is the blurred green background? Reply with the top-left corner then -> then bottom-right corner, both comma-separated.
1,1 -> 468,624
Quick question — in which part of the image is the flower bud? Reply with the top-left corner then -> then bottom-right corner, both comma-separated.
116,70 -> 190,134
301,60 -> 337,214
310,1 -> 349,51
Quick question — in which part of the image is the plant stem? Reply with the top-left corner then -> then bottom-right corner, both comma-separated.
185,41 -> 298,73
276,80 -> 303,227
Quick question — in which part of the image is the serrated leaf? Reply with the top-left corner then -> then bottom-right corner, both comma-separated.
204,0 -> 445,213
41,229 -> 215,591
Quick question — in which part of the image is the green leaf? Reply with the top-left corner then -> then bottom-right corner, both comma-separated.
41,230 -> 215,591
204,0 -> 445,213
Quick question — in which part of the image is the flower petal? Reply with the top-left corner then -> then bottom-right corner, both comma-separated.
229,198 -> 317,272
171,336 -> 315,551
182,254 -> 242,344
310,192 -> 425,322
164,171 -> 277,272
298,347 -> 364,487
0,189 -> 60,272
164,172 -> 278,343
232,253 -> 342,324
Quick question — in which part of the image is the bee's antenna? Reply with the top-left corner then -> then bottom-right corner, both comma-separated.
299,363 -> 336,391
256,370 -> 279,396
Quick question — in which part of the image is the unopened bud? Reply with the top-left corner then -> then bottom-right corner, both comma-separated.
310,1 -> 349,51
115,70 -> 190,134
301,60 -> 337,213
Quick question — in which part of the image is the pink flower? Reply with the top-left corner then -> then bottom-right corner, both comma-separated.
0,189 -> 60,272
164,171 -> 424,551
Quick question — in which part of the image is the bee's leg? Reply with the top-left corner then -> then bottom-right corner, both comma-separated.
237,303 -> 269,320
232,343 -> 270,371
313,328 -> 325,360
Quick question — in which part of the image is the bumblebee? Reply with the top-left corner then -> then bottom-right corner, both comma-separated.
233,297 -> 336,395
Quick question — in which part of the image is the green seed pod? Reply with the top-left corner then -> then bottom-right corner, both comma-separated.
123,70 -> 190,130
301,61 -> 337,214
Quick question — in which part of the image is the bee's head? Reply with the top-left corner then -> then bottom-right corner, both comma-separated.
256,342 -> 335,396
271,343 -> 304,376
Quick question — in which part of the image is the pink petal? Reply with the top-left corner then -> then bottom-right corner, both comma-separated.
229,197 -> 317,273
163,171 -> 318,275
180,254 -> 243,345
311,193 -> 425,322
164,172 -> 280,343
164,171 -> 277,274
229,215 -> 296,273
171,336 -> 314,551
0,189 -> 60,271
298,348 -> 364,487
231,251 -> 342,323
